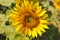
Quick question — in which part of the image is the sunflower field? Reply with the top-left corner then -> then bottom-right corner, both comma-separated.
0,0 -> 60,40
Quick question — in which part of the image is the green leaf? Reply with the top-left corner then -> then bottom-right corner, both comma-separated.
46,25 -> 55,40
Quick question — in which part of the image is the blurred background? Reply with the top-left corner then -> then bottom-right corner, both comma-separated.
0,0 -> 60,40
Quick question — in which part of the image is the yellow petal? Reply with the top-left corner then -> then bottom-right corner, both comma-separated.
39,19 -> 48,24
38,8 -> 46,17
40,27 -> 46,32
42,25 -> 49,29
14,7 -> 17,11
24,27 -> 28,36
12,22 -> 21,26
14,0 -> 20,3
31,28 -> 37,38
28,29 -> 32,36
31,30 -> 35,38
24,0 -> 29,6
16,3 -> 21,9
16,25 -> 22,31
36,28 -> 42,36
38,24 -> 46,32
42,14 -> 48,18
11,10 -> 19,15
33,28 -> 37,37
30,1 -> 33,6
34,2 -> 39,9
18,27 -> 25,34
36,6 -> 42,14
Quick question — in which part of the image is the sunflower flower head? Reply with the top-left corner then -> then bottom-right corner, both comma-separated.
54,0 -> 60,10
14,0 -> 38,4
10,0 -> 49,38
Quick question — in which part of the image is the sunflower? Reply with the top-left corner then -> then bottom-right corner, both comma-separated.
10,0 -> 49,38
14,0 -> 38,4
54,0 -> 60,10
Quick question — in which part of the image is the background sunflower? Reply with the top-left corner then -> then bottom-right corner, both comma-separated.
53,0 -> 60,10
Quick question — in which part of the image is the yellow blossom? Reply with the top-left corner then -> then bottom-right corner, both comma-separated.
10,0 -> 49,38
54,0 -> 60,10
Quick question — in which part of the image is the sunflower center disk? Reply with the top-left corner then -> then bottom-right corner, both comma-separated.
25,16 -> 33,22
24,13 -> 39,28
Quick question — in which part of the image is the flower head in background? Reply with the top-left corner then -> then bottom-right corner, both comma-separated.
10,0 -> 49,38
54,0 -> 60,10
